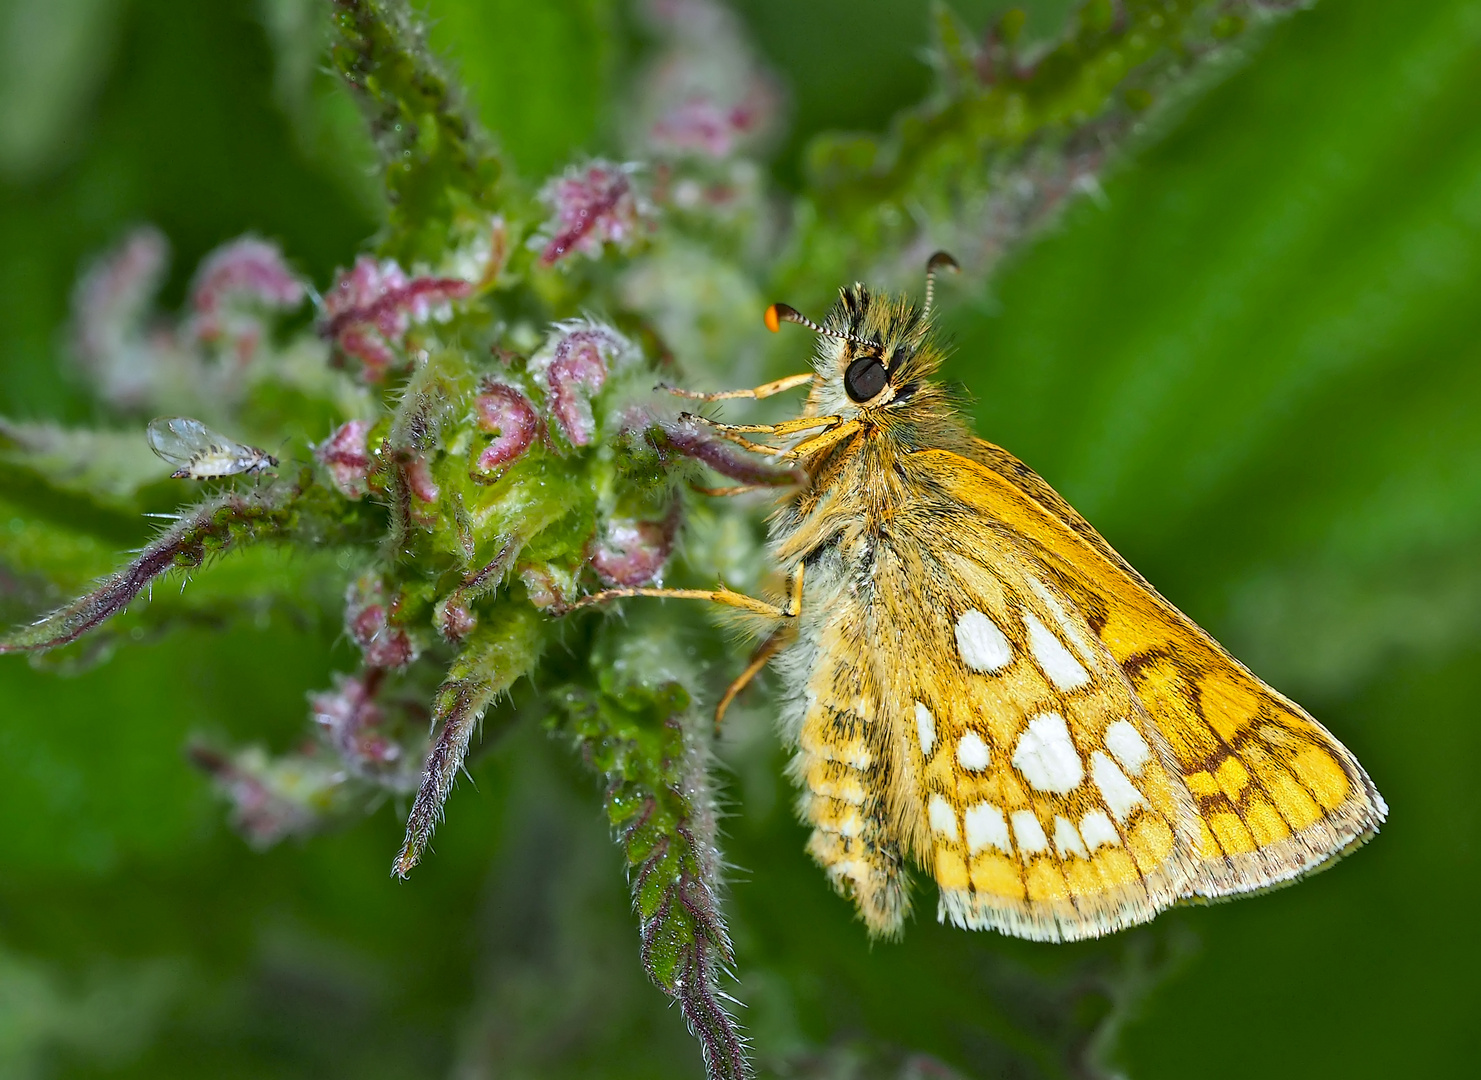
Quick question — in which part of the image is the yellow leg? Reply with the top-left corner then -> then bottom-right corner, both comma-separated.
690,481 -> 795,497
561,568 -> 806,726
684,413 -> 839,438
662,372 -> 814,402
692,429 -> 791,458
677,411 -> 844,459
558,566 -> 804,621
714,622 -> 795,732
787,419 -> 863,459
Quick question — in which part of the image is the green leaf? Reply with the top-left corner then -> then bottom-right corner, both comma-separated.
421,0 -> 618,181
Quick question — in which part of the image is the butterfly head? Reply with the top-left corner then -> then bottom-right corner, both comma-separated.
766,252 -> 958,420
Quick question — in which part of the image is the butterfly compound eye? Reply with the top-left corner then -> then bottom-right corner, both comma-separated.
844,355 -> 888,402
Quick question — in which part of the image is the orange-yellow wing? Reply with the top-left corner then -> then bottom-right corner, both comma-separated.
867,516 -> 1203,942
872,442 -> 1384,940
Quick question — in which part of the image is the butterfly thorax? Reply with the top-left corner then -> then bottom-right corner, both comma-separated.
771,285 -> 973,572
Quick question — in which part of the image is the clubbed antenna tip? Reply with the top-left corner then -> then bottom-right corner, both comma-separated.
923,251 -> 960,317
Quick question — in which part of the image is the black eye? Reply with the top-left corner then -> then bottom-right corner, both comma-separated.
844,356 -> 888,402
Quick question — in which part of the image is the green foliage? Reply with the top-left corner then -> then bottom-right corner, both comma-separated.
328,0 -> 504,263
550,613 -> 743,1079
0,0 -> 1475,1078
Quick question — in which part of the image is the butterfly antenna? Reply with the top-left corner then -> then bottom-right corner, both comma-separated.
763,302 -> 874,347
922,251 -> 960,318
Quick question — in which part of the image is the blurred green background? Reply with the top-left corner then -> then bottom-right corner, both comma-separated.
1,0 -> 1477,1076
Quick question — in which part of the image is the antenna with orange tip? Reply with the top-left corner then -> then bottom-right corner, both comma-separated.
763,302 -> 873,347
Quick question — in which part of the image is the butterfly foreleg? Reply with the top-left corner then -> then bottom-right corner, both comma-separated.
786,419 -> 863,460
661,372 -> 815,402
675,411 -> 847,456
691,415 -> 839,438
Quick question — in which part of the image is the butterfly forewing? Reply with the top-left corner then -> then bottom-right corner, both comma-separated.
906,446 -> 1386,920
867,491 -> 1204,941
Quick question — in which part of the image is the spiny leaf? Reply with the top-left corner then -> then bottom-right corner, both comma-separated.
1,475 -> 377,654
549,612 -> 747,1080
394,602 -> 545,876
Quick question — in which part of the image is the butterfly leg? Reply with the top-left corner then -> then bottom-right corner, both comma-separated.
690,480 -> 800,497
684,413 -> 840,438
713,622 -> 795,733
559,568 -> 806,722
557,581 -> 795,619
662,372 -> 814,402
678,411 -> 844,458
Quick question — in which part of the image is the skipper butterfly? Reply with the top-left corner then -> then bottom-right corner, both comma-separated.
575,254 -> 1386,941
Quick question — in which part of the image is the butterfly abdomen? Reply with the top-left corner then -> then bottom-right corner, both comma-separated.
775,545 -> 911,936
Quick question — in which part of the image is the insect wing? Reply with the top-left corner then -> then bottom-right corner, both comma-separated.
146,416 -> 269,478
866,444 -> 1386,941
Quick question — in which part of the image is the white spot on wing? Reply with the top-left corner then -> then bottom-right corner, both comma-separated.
1052,815 -> 1089,860
1078,810 -> 1120,851
914,701 -> 935,757
1091,751 -> 1147,824
955,609 -> 1012,673
928,794 -> 958,840
1024,576 -> 1101,671
1011,712 -> 1084,794
964,802 -> 1011,855
1010,810 -> 1048,854
1105,719 -> 1150,776
1023,612 -> 1089,691
956,732 -> 990,772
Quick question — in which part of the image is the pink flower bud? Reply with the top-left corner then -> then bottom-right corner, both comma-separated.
345,574 -> 417,669
70,226 -> 173,407
326,255 -> 408,314
404,456 -> 440,504
73,227 -> 169,368
310,671 -> 402,774
335,325 -> 399,381
589,517 -> 675,587
190,237 -> 305,356
316,419 -> 374,498
535,161 -> 651,265
188,744 -> 342,848
470,382 -> 537,479
322,255 -> 473,381
651,97 -> 767,158
434,596 -> 478,642
635,0 -> 780,161
520,564 -> 577,610
533,324 -> 626,447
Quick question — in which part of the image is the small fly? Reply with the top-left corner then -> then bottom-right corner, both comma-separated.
146,417 -> 278,479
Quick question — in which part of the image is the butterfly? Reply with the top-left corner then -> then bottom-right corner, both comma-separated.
147,416 -> 278,480
574,254 -> 1387,942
